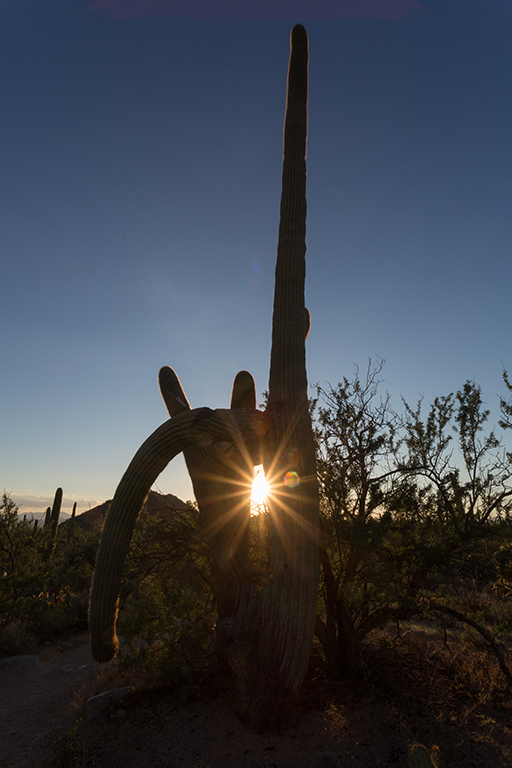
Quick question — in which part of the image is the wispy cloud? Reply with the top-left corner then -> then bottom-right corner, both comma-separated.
10,494 -> 100,517
86,0 -> 422,22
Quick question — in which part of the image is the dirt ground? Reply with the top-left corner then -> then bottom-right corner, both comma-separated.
1,632 -> 512,768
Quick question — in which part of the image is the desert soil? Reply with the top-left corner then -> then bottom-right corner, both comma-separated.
1,633 -> 511,768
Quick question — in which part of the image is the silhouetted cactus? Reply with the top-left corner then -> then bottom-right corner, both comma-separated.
89,25 -> 319,729
68,502 -> 77,540
44,506 -> 51,527
50,488 -> 62,536
44,487 -> 62,560
158,366 -> 257,619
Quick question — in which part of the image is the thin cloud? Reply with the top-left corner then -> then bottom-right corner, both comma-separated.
10,493 -> 100,515
86,0 -> 422,22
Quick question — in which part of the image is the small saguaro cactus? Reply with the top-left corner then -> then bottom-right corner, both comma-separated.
49,487 -> 62,536
44,487 -> 63,560
89,24 -> 319,730
68,501 -> 77,540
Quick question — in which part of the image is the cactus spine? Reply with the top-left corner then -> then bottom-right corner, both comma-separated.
89,25 -> 319,729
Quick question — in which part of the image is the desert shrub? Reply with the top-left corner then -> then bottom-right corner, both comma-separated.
118,579 -> 215,683
115,501 -> 217,683
0,492 -> 100,649
313,365 -> 512,685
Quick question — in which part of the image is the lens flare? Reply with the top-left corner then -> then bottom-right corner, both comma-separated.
284,471 -> 299,488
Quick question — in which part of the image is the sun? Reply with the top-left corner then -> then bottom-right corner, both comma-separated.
251,465 -> 269,511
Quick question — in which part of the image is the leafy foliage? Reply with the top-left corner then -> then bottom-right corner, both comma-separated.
313,363 -> 512,686
116,503 -> 217,683
0,492 -> 99,653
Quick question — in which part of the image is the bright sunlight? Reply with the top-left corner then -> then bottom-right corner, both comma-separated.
251,465 -> 269,512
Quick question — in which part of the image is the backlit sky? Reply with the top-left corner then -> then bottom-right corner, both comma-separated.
2,0 -> 512,516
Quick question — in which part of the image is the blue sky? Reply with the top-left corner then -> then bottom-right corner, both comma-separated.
2,0 -> 512,516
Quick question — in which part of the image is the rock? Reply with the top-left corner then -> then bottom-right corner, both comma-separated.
86,687 -> 132,720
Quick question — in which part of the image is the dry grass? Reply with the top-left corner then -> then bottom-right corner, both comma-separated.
352,623 -> 512,766
20,618 -> 512,768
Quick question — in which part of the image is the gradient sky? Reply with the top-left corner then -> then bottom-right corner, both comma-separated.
2,0 -> 512,516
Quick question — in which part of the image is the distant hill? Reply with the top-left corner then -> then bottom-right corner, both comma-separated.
63,491 -> 189,531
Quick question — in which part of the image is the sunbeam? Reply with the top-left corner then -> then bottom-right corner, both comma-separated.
251,465 -> 269,512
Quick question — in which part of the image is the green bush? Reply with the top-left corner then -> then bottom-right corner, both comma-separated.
118,579 -> 215,683
0,492 -> 100,651
313,366 -> 512,683
115,502 -> 217,683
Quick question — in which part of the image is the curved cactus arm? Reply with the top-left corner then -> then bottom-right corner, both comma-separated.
89,407 -> 264,663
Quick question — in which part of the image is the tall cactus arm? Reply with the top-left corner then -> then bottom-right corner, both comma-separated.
257,23 -> 320,708
269,23 -> 309,406
230,370 -> 257,410
158,365 -> 193,417
89,407 -> 264,663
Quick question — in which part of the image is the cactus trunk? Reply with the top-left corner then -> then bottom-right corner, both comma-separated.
159,366 -> 257,618
220,24 -> 319,728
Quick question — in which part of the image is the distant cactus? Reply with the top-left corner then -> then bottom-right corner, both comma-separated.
44,487 -> 63,560
68,502 -> 77,540
44,506 -> 51,527
50,488 -> 62,537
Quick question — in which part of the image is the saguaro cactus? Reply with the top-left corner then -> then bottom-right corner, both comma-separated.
89,25 -> 319,730
44,487 -> 63,560
68,501 -> 77,540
